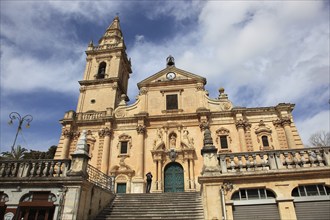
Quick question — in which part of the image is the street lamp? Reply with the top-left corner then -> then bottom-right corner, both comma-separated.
8,112 -> 33,149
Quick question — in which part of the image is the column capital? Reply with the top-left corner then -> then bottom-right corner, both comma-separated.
63,129 -> 74,138
273,119 -> 283,128
136,125 -> 146,134
235,119 -> 249,129
199,121 -> 209,131
281,117 -> 292,126
98,127 -> 113,137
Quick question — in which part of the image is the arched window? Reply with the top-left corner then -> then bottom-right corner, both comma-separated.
17,191 -> 56,220
262,136 -> 269,147
231,188 -> 280,220
0,192 -> 9,220
96,62 -> 106,79
292,184 -> 330,197
292,185 -> 330,220
232,188 -> 276,200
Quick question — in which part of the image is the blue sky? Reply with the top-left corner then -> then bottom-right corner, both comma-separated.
1,1 -> 329,153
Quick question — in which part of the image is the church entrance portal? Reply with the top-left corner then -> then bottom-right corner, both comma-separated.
164,162 -> 184,192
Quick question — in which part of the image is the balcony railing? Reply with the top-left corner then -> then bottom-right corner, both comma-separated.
0,159 -> 71,178
76,111 -> 106,121
87,164 -> 115,192
218,147 -> 330,174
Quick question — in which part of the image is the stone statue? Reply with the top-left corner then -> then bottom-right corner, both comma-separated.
183,129 -> 194,148
170,134 -> 176,148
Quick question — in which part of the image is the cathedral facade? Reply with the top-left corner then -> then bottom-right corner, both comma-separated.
1,16 -> 329,220
54,16 -> 304,195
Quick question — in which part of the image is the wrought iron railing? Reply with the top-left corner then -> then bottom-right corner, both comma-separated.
218,146 -> 330,174
0,159 -> 71,178
87,164 -> 115,192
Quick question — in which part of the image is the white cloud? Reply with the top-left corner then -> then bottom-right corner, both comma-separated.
0,1 -> 329,151
143,1 -> 205,21
296,110 -> 330,146
0,44 -> 85,95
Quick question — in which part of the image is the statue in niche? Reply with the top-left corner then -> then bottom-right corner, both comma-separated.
170,134 -> 177,149
182,129 -> 194,148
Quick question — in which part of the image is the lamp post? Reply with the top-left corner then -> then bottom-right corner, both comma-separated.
8,112 -> 33,150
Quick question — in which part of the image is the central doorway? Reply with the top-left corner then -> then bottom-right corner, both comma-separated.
164,162 -> 184,192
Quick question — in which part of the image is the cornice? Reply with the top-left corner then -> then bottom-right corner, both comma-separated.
79,78 -> 118,86
138,78 -> 204,89
198,167 -> 330,184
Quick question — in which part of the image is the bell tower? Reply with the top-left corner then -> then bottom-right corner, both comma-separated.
76,16 -> 132,113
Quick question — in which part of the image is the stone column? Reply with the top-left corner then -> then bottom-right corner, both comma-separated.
99,127 -> 112,174
189,159 -> 195,190
282,117 -> 295,149
136,125 -> 146,177
131,125 -> 146,193
157,159 -> 162,191
61,129 -> 72,159
236,119 -> 247,152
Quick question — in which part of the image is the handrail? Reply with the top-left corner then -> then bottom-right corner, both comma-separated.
87,164 -> 115,192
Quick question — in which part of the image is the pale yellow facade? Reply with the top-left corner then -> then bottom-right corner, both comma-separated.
52,16 -> 330,220
54,16 -> 304,192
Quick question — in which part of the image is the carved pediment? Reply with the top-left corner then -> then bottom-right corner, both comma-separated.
110,157 -> 135,177
255,120 -> 272,135
137,66 -> 206,89
154,141 -> 165,151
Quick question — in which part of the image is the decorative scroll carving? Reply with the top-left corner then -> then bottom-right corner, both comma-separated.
111,82 -> 118,90
255,120 -> 272,135
62,129 -> 73,138
139,87 -> 148,95
196,83 -> 204,91
114,108 -> 125,118
280,116 -> 292,126
110,157 -> 135,177
235,119 -> 249,129
98,127 -> 113,137
199,121 -> 209,131
136,125 -> 146,134
153,128 -> 164,149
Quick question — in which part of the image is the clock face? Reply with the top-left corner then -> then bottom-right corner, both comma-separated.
166,72 -> 176,80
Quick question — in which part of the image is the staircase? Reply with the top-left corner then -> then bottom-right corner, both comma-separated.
95,192 -> 204,220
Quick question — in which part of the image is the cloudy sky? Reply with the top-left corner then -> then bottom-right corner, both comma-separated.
1,1 -> 329,153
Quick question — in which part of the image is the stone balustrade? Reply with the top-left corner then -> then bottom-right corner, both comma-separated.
0,159 -> 71,178
92,44 -> 118,51
218,147 -> 330,174
87,164 -> 115,192
76,111 -> 106,121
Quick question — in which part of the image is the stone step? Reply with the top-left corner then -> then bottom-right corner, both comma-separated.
107,208 -> 204,213
95,192 -> 204,220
